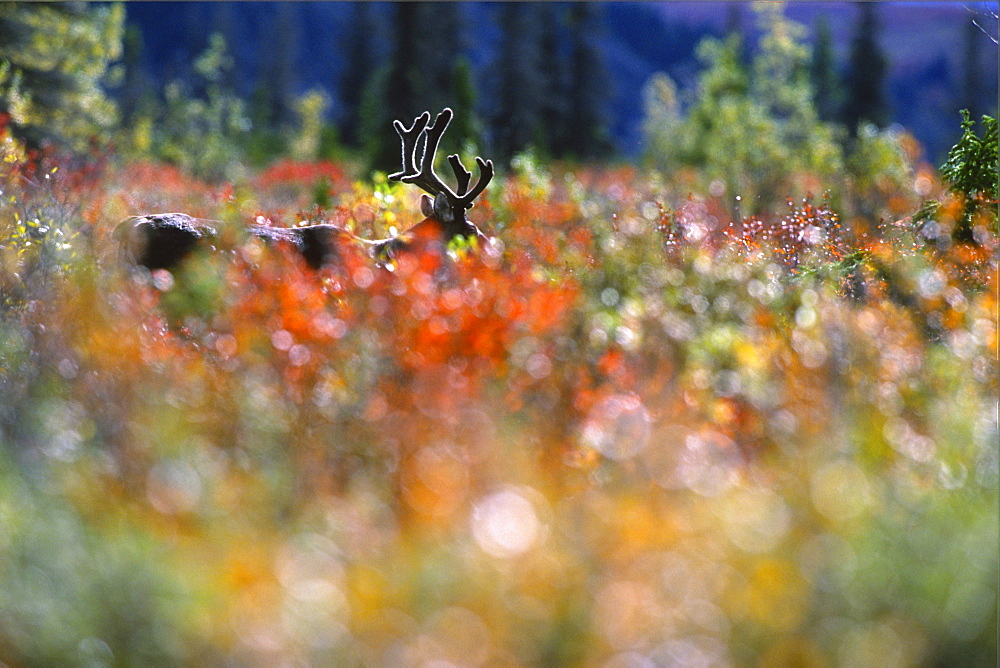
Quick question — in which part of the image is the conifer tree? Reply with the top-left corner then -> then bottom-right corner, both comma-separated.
363,3 -> 475,172
448,57 -> 480,155
258,4 -> 298,129
152,33 -> 251,180
119,24 -> 153,126
209,4 -> 239,90
565,3 -> 612,160
339,3 -> 381,149
538,4 -> 571,157
244,7 -> 296,166
491,3 -> 545,166
417,2 -> 472,158
418,3 -> 468,112
363,3 -> 423,173
725,2 -> 744,38
725,2 -> 749,65
810,15 -> 840,122
643,4 -> 845,214
842,2 -> 889,133
0,3 -> 123,151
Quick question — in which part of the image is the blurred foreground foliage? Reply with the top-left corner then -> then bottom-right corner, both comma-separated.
0,94 -> 997,665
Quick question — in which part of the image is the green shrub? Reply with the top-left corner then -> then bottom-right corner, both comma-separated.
123,34 -> 251,182
939,111 -> 998,241
643,5 -> 845,215
0,3 -> 123,151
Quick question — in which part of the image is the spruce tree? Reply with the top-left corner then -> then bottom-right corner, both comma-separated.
417,2 -> 471,158
210,4 -> 239,90
418,3 -> 468,112
339,3 -> 382,149
643,4 -> 845,214
119,24 -> 153,127
725,2 -> 749,65
258,4 -> 298,129
491,3 -> 545,166
448,57 -> 480,155
235,5 -> 296,165
810,15 -> 840,122
361,3 -> 474,173
725,2 -> 744,38
565,3 -> 612,160
538,4 -> 571,157
842,2 -> 889,133
365,3 -> 424,173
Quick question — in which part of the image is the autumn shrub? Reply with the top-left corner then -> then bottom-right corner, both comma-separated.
121,33 -> 251,183
0,119 -> 107,461
253,159 -> 352,210
642,4 -> 918,225
643,6 -> 846,216
845,121 -> 921,224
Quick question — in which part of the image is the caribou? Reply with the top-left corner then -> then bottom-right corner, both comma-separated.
117,108 -> 494,271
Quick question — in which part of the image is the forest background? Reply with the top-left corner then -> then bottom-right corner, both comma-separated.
3,2 -> 999,176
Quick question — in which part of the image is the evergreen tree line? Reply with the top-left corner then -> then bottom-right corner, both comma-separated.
331,3 -> 615,171
0,2 -> 994,181
810,3 -> 888,134
809,3 -> 995,143
723,3 -> 890,136
115,2 -> 615,175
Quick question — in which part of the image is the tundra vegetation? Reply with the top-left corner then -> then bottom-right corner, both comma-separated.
0,3 -> 996,666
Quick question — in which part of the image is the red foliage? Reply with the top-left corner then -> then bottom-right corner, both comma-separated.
254,159 -> 351,192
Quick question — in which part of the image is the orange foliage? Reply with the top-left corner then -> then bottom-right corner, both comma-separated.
254,159 -> 351,192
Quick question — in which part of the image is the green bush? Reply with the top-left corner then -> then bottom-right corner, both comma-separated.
939,111 -> 998,241
122,34 -> 251,182
0,3 -> 123,151
643,5 -> 845,215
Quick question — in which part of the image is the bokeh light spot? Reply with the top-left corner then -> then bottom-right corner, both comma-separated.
471,488 -> 541,558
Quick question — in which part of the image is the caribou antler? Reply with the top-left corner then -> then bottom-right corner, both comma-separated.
387,111 -> 431,184
448,154 -> 472,196
388,108 -> 494,222
456,156 -> 494,210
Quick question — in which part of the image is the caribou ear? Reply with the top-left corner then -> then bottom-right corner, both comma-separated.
433,192 -> 453,223
420,193 -> 435,218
